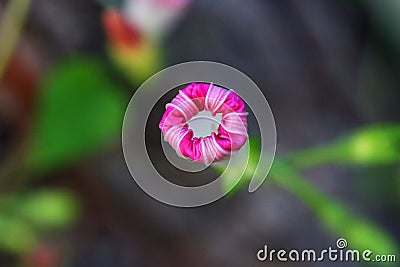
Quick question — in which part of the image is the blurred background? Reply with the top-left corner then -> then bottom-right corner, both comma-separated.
0,0 -> 399,266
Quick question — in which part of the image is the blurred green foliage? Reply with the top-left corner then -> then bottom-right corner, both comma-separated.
271,161 -> 398,260
0,190 -> 79,255
15,190 -> 80,229
0,216 -> 36,254
286,125 -> 400,168
219,134 -> 399,265
0,56 -> 123,256
28,57 -> 126,171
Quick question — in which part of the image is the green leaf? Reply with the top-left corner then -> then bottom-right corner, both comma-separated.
0,216 -> 37,254
28,57 -> 125,171
16,190 -> 80,229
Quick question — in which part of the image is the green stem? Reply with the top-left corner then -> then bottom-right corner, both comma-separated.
285,142 -> 347,169
270,160 -> 399,262
0,0 -> 31,79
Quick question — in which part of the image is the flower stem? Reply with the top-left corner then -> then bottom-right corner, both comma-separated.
0,0 -> 31,79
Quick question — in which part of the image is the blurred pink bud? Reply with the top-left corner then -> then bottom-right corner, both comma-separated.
102,9 -> 142,49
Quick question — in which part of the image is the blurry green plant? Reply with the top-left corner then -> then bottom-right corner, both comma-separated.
0,216 -> 36,255
0,55 -> 124,257
286,125 -> 400,168
14,190 -> 80,229
271,161 -> 398,257
219,128 -> 400,265
0,0 -> 84,259
27,57 -> 126,171
0,190 -> 79,255
0,56 -> 126,255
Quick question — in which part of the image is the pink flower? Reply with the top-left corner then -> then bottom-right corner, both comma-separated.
160,83 -> 248,164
